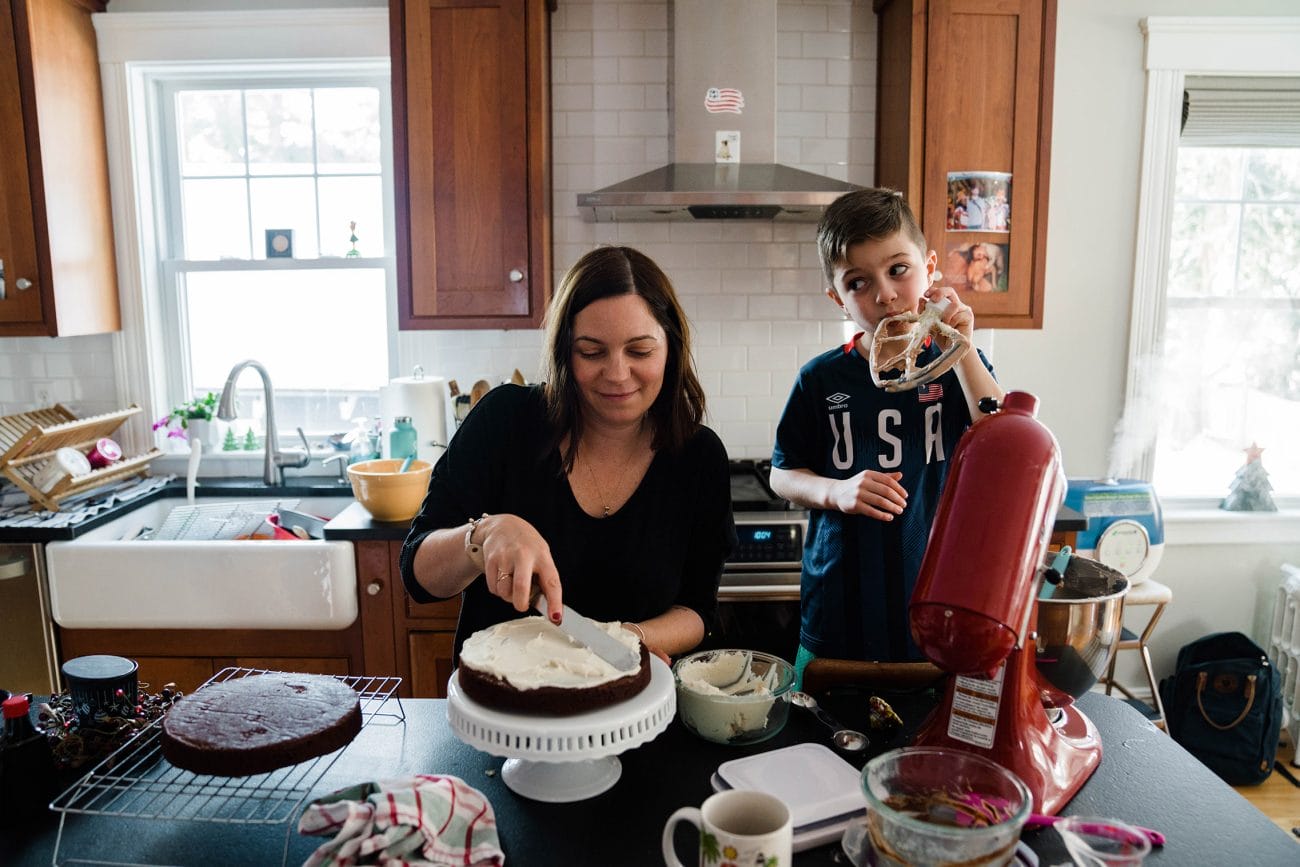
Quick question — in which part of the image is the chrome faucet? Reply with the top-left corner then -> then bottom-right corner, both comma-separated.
215,359 -> 311,485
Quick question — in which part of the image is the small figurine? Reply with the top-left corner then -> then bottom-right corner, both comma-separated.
346,221 -> 360,258
242,429 -> 260,451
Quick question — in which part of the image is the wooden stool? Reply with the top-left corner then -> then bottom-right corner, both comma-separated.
1102,577 -> 1173,729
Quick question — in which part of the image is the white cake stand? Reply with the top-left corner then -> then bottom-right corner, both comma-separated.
447,656 -> 676,802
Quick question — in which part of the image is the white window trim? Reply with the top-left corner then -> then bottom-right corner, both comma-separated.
94,9 -> 392,457
1130,17 -> 1300,537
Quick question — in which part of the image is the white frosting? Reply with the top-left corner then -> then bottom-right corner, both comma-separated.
460,615 -> 641,690
676,651 -> 777,741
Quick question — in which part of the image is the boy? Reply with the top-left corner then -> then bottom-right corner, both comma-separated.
770,188 -> 1003,682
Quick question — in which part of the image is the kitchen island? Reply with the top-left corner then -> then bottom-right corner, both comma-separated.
8,691 -> 1296,865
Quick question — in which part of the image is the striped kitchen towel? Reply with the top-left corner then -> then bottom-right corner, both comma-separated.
299,774 -> 505,866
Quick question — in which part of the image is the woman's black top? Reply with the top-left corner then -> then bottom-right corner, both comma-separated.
398,384 -> 736,661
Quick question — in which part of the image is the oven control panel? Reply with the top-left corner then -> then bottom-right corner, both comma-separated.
728,519 -> 803,566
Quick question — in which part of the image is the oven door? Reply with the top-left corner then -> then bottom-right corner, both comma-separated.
704,512 -> 805,660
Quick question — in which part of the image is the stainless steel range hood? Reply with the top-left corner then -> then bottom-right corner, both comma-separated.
576,0 -> 859,222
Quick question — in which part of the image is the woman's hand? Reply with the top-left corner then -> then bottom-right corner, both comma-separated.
477,514 -> 564,620
830,470 -> 907,520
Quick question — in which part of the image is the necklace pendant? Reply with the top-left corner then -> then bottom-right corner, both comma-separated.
602,505 -> 611,518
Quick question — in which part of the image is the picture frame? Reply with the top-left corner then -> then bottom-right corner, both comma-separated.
265,229 -> 294,259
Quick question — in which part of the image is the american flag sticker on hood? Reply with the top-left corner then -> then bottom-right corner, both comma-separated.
704,87 -> 744,114
918,382 -> 944,403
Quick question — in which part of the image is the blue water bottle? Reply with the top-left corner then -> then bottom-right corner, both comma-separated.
390,416 -> 417,461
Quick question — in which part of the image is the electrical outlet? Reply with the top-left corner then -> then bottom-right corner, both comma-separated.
30,379 -> 54,407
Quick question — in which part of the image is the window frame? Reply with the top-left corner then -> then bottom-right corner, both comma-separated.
93,9 -> 393,457
1128,17 -> 1300,505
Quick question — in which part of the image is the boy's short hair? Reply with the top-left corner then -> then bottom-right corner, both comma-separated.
816,188 -> 928,284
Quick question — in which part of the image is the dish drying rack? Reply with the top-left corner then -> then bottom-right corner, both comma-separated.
0,404 -> 162,512
48,667 -> 404,867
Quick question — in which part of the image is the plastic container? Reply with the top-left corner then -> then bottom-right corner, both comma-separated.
33,447 -> 92,493
389,416 -> 417,461
86,437 -> 123,469
61,655 -> 139,723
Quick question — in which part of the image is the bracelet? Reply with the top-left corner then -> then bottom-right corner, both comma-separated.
464,514 -> 488,571
626,622 -> 646,645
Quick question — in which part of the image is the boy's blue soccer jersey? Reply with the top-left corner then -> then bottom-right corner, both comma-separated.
772,337 -> 994,661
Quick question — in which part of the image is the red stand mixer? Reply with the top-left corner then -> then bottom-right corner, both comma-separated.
909,391 -> 1102,815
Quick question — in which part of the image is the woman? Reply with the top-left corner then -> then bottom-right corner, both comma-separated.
399,246 -> 736,665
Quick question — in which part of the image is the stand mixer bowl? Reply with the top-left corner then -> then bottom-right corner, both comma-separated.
1034,556 -> 1129,709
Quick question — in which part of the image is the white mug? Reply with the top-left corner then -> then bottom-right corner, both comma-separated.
662,789 -> 792,867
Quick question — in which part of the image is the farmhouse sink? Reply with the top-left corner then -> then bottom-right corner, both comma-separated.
45,496 -> 356,630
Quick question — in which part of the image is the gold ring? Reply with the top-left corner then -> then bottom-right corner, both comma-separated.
496,570 -> 512,584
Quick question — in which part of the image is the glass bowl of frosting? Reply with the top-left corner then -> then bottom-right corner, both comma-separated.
673,649 -> 795,745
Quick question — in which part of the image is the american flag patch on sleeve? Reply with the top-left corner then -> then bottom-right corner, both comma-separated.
918,383 -> 944,403
704,87 -> 744,113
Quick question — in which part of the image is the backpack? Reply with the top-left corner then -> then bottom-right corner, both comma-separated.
1158,631 -> 1283,785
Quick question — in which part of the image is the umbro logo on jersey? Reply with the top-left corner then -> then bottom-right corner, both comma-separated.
826,392 -> 849,411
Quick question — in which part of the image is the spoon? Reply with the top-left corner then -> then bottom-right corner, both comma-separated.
790,691 -> 869,752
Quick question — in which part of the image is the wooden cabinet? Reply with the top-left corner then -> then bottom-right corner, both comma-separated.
58,629 -> 365,696
354,539 -> 461,698
0,0 -> 120,337
390,0 -> 552,330
875,0 -> 1056,329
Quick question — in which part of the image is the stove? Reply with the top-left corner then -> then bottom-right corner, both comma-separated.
723,460 -> 806,601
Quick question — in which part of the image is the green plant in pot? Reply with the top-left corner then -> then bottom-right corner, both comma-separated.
153,393 -> 218,441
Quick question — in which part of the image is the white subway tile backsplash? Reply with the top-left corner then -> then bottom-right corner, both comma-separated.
0,0 -> 877,464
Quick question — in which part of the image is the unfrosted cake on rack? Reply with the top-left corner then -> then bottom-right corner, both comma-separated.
456,615 -> 649,715
160,672 -> 362,776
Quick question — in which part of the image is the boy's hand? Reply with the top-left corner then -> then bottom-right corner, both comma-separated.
831,469 -> 907,520
925,285 -> 975,343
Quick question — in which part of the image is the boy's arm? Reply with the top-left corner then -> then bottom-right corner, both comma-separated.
769,465 -> 907,521
954,347 -> 1003,421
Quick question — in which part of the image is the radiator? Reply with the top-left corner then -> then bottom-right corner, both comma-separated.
1268,563 -> 1300,756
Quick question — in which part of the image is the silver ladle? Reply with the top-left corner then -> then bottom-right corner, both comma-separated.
790,691 -> 869,752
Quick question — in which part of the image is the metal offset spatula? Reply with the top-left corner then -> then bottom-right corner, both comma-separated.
533,595 -> 641,671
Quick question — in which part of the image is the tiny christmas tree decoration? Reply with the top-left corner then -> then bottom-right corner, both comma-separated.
1220,442 -> 1277,512
243,429 -> 260,451
222,428 -> 240,451
346,221 -> 360,258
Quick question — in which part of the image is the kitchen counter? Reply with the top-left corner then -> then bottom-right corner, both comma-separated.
0,475 -> 1088,543
8,690 -> 1295,866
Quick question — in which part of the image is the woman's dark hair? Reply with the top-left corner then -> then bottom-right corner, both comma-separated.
541,246 -> 706,470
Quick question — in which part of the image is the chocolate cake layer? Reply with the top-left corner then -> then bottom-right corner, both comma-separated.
458,643 -> 651,715
160,673 -> 361,776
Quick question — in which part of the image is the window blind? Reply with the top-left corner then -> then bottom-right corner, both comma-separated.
1181,75 -> 1300,147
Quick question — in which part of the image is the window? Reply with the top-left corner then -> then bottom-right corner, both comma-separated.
1155,143 -> 1300,498
1128,19 -> 1300,506
151,72 -> 393,447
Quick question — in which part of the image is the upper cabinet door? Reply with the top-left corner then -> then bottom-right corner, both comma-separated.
392,0 -> 552,330
876,0 -> 1056,329
0,0 -> 119,337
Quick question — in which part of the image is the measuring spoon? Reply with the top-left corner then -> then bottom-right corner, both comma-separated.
790,691 -> 869,752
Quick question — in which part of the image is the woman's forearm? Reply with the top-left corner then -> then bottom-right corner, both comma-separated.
411,521 -> 483,598
628,605 -> 705,659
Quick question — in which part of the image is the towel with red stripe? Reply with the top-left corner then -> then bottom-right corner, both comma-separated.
298,774 -> 505,866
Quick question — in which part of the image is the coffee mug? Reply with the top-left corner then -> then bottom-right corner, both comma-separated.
662,789 -> 792,867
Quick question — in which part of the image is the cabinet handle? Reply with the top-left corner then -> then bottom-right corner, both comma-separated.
0,258 -> 5,299
508,269 -> 524,283
16,278 -> 32,290
367,580 -> 383,596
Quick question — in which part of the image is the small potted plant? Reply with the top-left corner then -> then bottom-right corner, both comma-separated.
153,393 -> 219,446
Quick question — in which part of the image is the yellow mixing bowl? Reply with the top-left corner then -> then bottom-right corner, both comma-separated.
346,458 -> 433,522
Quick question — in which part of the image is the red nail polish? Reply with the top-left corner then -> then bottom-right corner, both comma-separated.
551,612 -> 561,623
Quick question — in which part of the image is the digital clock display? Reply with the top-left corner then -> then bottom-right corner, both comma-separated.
750,529 -> 773,541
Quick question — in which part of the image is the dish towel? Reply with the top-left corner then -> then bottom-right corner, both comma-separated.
298,774 -> 506,866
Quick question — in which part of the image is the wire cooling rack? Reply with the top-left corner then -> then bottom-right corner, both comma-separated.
47,667 -> 403,866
